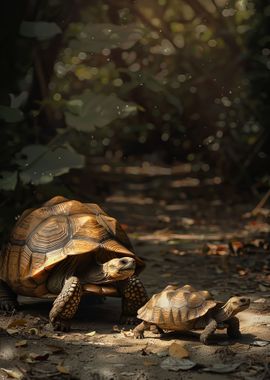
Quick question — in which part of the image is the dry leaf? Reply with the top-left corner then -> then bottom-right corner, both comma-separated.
204,243 -> 229,256
6,329 -> 19,335
7,319 -> 27,328
15,340 -> 28,348
46,344 -> 65,354
202,363 -> 242,373
57,364 -> 70,374
168,342 -> 189,359
85,331 -> 96,337
22,352 -> 50,363
250,340 -> 269,347
143,360 -> 158,366
160,357 -> 196,371
0,368 -> 24,379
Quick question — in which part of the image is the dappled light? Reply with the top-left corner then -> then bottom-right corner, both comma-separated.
0,1 -> 270,379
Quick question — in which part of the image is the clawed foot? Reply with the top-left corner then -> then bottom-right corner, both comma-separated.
119,315 -> 139,325
133,329 -> 144,339
200,333 -> 210,345
51,319 -> 71,332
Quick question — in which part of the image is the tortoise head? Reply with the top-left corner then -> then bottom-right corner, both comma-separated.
103,257 -> 136,281
224,296 -> 250,316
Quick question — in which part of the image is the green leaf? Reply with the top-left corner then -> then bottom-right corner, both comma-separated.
20,21 -> 61,41
65,91 -> 137,131
15,144 -> 85,185
0,105 -> 24,123
120,71 -> 182,113
0,171 -> 17,191
69,23 -> 143,53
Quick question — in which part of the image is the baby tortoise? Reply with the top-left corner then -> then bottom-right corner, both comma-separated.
0,196 -> 147,331
133,285 -> 250,344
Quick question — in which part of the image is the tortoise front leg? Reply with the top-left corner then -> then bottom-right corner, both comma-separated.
119,276 -> 148,324
0,280 -> 18,312
200,318 -> 217,345
226,316 -> 241,339
133,321 -> 152,339
49,276 -> 81,332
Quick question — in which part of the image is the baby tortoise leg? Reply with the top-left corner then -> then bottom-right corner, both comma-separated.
150,324 -> 164,335
200,319 -> 217,345
0,280 -> 18,312
49,276 -> 81,332
133,321 -> 152,339
119,276 -> 148,324
226,316 -> 241,339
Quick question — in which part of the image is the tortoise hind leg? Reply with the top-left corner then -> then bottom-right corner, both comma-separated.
133,321 -> 151,339
49,276 -> 82,332
119,276 -> 148,324
0,280 -> 18,312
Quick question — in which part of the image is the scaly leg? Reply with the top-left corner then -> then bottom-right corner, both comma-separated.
133,321 -> 152,339
200,319 -> 217,344
150,324 -> 164,335
0,280 -> 18,312
227,317 -> 241,339
49,276 -> 81,331
119,276 -> 148,324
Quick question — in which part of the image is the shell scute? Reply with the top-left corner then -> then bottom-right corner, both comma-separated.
137,285 -> 217,330
0,197 -> 143,297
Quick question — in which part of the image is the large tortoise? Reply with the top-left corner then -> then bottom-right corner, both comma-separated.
133,285 -> 250,344
0,196 -> 148,330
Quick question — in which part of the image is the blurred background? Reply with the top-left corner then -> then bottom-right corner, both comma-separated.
0,0 -> 269,243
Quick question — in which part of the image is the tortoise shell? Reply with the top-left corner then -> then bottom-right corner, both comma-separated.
0,196 -> 144,297
137,285 -> 217,330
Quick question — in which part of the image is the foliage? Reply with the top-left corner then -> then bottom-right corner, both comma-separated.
0,0 -> 269,243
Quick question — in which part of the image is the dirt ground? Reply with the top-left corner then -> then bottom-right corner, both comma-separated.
0,161 -> 270,380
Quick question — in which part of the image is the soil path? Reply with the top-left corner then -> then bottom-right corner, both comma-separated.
0,161 -> 269,379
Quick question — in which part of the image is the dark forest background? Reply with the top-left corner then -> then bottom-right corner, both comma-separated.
0,0 -> 269,243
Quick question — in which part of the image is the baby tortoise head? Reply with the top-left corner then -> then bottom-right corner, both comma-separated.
225,296 -> 250,316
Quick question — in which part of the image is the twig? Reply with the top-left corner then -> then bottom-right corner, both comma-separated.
250,189 -> 270,216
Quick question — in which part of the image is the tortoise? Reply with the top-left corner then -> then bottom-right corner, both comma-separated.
0,196 -> 148,331
133,284 -> 250,344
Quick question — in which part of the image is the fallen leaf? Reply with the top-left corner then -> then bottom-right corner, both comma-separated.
0,368 -> 24,379
46,344 -> 65,354
203,243 -> 229,256
250,340 -> 270,347
143,360 -> 158,367
112,325 -> 121,332
202,363 -> 242,373
15,340 -> 28,348
6,329 -> 19,335
7,319 -> 27,328
56,364 -> 70,374
85,331 -> 96,337
160,357 -> 196,371
156,350 -> 169,358
21,352 -> 50,363
168,342 -> 189,359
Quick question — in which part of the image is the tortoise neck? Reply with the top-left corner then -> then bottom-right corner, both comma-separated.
215,302 -> 234,322
78,261 -> 110,284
